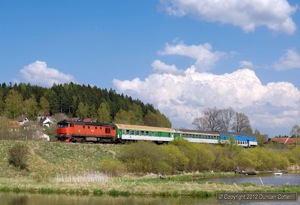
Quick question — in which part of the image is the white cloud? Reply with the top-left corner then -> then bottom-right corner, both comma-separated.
160,0 -> 297,34
239,61 -> 254,69
274,49 -> 300,71
152,60 -> 184,75
20,61 -> 76,87
114,68 -> 300,136
158,42 -> 225,71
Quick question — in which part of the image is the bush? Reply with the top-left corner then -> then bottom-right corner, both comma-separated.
99,158 -> 126,177
194,144 -> 215,171
8,143 -> 29,170
163,144 -> 189,172
119,141 -> 169,174
170,138 -> 198,171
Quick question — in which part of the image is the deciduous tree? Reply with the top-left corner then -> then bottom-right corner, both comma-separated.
5,90 -> 23,119
232,112 -> 252,133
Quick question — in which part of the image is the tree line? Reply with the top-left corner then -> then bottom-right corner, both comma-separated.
192,107 -> 269,146
0,82 -> 171,127
100,139 -> 293,176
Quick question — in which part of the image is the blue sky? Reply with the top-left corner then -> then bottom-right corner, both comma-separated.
1,0 -> 300,137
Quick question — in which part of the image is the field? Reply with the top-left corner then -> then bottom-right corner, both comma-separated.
0,140 -> 299,197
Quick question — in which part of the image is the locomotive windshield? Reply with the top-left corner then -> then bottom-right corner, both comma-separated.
57,121 -> 69,128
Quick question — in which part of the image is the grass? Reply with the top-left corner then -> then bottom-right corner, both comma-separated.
0,140 -> 299,198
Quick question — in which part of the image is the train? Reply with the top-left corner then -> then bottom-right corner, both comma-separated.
56,120 -> 258,147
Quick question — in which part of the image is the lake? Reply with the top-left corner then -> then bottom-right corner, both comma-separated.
203,173 -> 300,186
0,192 -> 299,205
1,174 -> 299,205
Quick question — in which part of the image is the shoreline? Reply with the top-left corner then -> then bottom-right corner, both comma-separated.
0,173 -> 299,198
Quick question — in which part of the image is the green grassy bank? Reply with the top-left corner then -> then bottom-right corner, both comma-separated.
0,140 -> 299,198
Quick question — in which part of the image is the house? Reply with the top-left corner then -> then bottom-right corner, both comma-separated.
9,120 -> 20,132
43,117 -> 55,127
16,115 -> 29,126
83,118 -> 94,123
269,137 -> 300,145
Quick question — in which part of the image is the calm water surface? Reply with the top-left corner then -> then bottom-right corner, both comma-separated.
0,193 -> 299,205
1,174 -> 300,205
203,173 -> 300,186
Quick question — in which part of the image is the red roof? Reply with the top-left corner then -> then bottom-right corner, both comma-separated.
269,137 -> 300,145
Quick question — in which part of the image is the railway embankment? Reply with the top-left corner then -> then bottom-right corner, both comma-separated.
0,140 -> 299,197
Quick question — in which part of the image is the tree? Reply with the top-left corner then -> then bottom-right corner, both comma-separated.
0,116 -> 11,139
76,102 -> 89,119
8,143 -> 29,170
143,111 -> 160,127
0,89 -> 5,115
5,90 -> 23,119
219,107 -> 235,131
290,125 -> 300,138
23,95 -> 38,120
39,96 -> 50,116
232,112 -> 252,133
88,104 -> 97,119
193,107 -> 223,131
97,101 -> 111,123
254,129 -> 268,146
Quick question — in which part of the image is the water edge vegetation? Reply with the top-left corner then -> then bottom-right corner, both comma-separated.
0,140 -> 300,198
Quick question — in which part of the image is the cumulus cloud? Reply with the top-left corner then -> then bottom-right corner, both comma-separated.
274,49 -> 300,71
114,68 -> 300,135
160,0 -> 297,34
152,60 -> 184,75
20,61 -> 76,87
239,61 -> 254,69
158,42 -> 225,71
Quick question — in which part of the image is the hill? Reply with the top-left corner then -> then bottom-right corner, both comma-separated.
0,82 -> 171,127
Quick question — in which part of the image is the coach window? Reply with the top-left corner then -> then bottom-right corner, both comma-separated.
136,131 -> 140,135
141,131 -> 145,135
105,128 -> 110,134
146,131 -> 149,136
130,130 -> 134,135
126,130 -> 130,134
83,125 -> 85,129
88,126 -> 90,129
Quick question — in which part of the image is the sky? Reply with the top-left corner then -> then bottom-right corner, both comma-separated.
0,0 -> 300,137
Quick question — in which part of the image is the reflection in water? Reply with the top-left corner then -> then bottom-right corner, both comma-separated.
0,193 -> 299,205
8,195 -> 28,205
203,174 -> 300,186
1,175 -> 300,205
0,193 -> 216,205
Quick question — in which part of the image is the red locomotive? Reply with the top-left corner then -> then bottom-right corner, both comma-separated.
56,120 -> 117,143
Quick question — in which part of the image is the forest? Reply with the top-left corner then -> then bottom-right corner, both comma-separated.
0,82 -> 171,127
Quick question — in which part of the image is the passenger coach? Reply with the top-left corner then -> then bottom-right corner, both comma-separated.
175,129 -> 220,144
115,124 -> 175,143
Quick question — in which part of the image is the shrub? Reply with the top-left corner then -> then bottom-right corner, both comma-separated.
194,144 -> 215,171
170,138 -> 198,171
164,144 -> 189,172
8,143 -> 29,170
119,141 -> 169,174
99,158 -> 126,177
